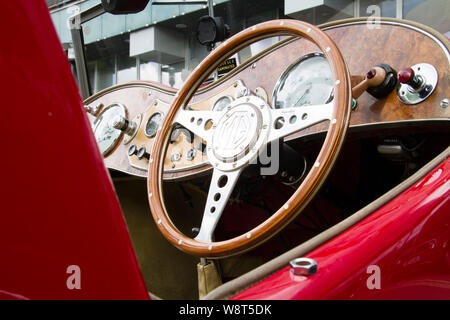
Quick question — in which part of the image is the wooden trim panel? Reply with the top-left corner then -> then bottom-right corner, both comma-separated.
84,18 -> 449,179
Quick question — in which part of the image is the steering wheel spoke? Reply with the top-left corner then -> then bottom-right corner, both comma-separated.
174,108 -> 222,143
195,168 -> 243,243
267,103 -> 333,143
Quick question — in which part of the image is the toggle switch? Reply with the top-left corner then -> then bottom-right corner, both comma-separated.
351,63 -> 397,101
397,63 -> 438,105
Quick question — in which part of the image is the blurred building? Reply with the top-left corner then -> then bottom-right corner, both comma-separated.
47,0 -> 449,94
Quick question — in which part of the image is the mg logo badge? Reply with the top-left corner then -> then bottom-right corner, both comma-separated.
219,111 -> 250,150
208,97 -> 267,169
212,104 -> 261,162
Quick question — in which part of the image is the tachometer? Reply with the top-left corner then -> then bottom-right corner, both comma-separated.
93,103 -> 126,156
272,53 -> 333,109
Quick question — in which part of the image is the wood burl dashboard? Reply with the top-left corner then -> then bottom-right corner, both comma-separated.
84,18 -> 449,179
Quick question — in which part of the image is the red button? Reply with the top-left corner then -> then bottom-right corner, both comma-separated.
398,67 -> 414,83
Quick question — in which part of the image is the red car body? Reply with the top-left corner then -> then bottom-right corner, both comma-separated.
0,0 -> 448,300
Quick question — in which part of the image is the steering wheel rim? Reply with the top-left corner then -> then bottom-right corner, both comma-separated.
148,19 -> 351,258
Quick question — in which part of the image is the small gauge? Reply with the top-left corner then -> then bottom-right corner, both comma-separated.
213,95 -> 233,111
145,112 -> 163,138
93,103 -> 127,156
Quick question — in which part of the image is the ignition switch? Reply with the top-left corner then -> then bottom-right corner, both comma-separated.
397,63 -> 438,104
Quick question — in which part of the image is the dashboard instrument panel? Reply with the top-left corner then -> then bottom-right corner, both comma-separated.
84,19 -> 449,179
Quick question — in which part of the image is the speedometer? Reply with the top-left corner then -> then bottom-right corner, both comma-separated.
272,53 -> 333,109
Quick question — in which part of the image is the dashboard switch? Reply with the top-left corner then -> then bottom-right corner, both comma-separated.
398,67 -> 424,91
128,145 -> 138,157
397,63 -> 438,105
137,147 -> 150,160
351,64 -> 397,100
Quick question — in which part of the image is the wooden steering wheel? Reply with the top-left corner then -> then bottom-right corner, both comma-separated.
147,20 -> 351,258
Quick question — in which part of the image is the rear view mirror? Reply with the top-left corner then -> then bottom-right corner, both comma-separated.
101,0 -> 150,14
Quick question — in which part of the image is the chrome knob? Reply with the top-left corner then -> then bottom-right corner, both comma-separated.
128,145 -> 138,157
136,147 -> 150,160
112,115 -> 136,135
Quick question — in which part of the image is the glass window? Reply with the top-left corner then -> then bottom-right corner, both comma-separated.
96,57 -> 115,92
87,61 -> 96,92
161,62 -> 184,89
117,54 -> 137,84
283,0 -> 354,25
140,59 -> 161,83
360,0 -> 396,18
403,0 -> 450,35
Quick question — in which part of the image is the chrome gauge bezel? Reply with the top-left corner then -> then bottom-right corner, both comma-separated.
93,103 -> 127,156
212,95 -> 233,111
271,52 -> 333,109
144,111 -> 164,138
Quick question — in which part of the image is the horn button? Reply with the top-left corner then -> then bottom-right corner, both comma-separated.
208,96 -> 271,171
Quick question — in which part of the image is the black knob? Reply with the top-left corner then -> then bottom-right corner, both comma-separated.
137,147 -> 150,160
365,63 -> 398,99
128,145 -> 138,157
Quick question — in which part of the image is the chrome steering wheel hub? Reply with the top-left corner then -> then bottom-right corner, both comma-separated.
207,96 -> 271,172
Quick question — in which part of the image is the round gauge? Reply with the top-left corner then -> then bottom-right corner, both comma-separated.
272,53 -> 333,109
213,95 -> 233,111
93,103 -> 126,156
145,112 -> 163,138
